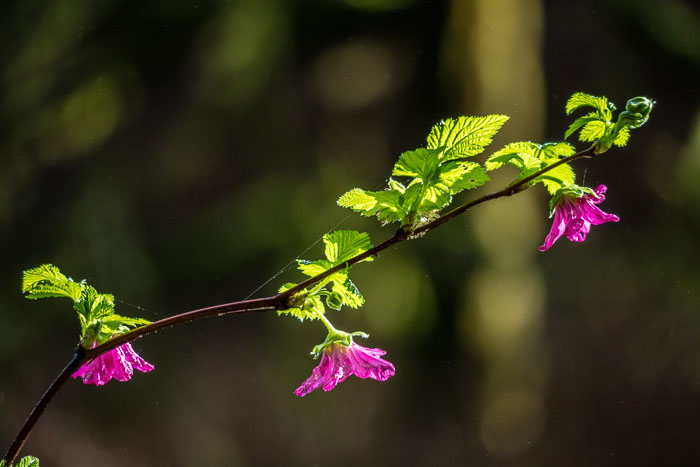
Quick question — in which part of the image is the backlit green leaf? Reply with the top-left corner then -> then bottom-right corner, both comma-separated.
22,264 -> 83,301
450,164 -> 490,192
566,92 -> 613,117
426,114 -> 509,161
392,148 -> 440,179
323,230 -> 373,265
538,163 -> 575,195
579,120 -> 608,142
613,127 -> 630,146
337,188 -> 405,223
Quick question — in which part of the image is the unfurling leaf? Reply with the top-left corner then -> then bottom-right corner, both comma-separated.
565,92 -> 614,117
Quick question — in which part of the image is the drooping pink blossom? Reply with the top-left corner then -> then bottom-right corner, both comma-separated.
539,184 -> 619,252
294,342 -> 395,397
72,343 -> 154,386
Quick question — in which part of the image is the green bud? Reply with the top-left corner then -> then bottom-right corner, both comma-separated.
626,96 -> 655,115
80,321 -> 103,349
326,292 -> 343,310
617,97 -> 655,130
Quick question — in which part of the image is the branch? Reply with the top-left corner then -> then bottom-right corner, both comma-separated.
3,351 -> 83,465
4,146 -> 594,463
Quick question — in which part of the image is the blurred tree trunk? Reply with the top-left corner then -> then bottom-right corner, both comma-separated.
442,0 -> 549,460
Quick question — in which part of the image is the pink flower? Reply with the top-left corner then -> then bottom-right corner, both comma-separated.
294,342 -> 395,397
539,184 -> 619,252
72,343 -> 154,386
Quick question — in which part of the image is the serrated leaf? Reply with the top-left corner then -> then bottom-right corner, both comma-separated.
337,188 -> 405,223
22,264 -> 83,301
331,278 -> 365,309
297,259 -> 333,277
392,148 -> 440,179
450,164 -> 490,192
323,230 -> 373,265
485,142 -> 540,171
277,293 -> 324,322
438,161 -> 471,189
401,183 -> 423,211
102,314 -> 151,328
6,456 -> 41,467
566,92 -> 611,115
540,142 -> 576,159
537,163 -> 575,195
426,114 -> 509,161
565,114 -> 599,139
73,286 -> 115,325
613,127 -> 630,146
277,307 -> 317,321
17,457 -> 40,467
579,120 -> 608,142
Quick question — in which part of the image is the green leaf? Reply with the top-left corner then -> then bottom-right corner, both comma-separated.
17,457 -> 40,467
537,163 -> 575,195
613,127 -> 630,146
4,456 -> 41,467
426,114 -> 509,161
450,164 -> 490,192
331,277 -> 365,309
564,114 -> 598,139
337,188 -> 405,223
73,286 -> 115,325
565,92 -> 613,116
392,148 -> 440,179
486,141 -> 576,194
102,314 -> 150,328
297,259 -> 333,277
579,120 -> 608,142
401,183 -> 423,212
485,142 -> 541,171
540,142 -> 576,159
277,289 -> 324,322
22,264 -> 83,301
277,282 -> 324,321
323,230 -> 373,265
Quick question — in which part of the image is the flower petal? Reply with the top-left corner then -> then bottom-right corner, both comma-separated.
72,343 -> 154,386
538,205 -> 568,251
540,185 -> 619,251
294,342 -> 395,397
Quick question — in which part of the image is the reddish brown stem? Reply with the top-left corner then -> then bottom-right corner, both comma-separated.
4,351 -> 83,465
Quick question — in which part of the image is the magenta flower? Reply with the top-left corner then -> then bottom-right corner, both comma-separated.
294,342 -> 395,397
72,342 -> 154,386
539,184 -> 619,252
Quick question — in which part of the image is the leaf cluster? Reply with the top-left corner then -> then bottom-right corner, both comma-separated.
338,115 -> 507,228
0,456 -> 40,467
485,141 -> 576,194
22,264 -> 149,346
278,230 -> 372,321
565,92 -> 654,154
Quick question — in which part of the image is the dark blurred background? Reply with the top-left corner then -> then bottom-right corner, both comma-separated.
1,0 -> 699,465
